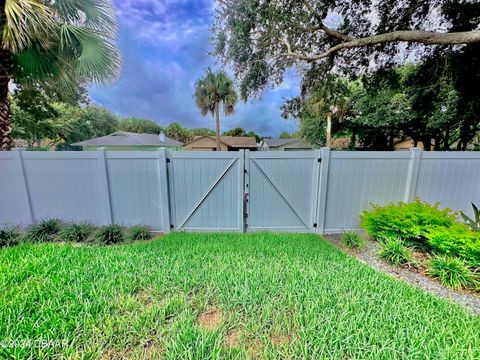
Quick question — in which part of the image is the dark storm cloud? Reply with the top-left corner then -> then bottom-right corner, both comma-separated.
89,0 -> 298,137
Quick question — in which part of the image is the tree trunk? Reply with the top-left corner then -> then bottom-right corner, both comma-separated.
214,102 -> 221,151
0,47 -> 12,151
325,113 -> 332,147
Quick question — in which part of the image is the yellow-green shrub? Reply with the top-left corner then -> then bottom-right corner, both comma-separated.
360,200 -> 456,245
425,224 -> 480,266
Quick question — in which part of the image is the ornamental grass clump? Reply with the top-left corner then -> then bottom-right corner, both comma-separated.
378,237 -> 414,266
57,223 -> 96,243
341,231 -> 365,250
0,225 -> 21,247
95,224 -> 125,245
426,255 -> 478,290
26,218 -> 62,242
126,225 -> 152,242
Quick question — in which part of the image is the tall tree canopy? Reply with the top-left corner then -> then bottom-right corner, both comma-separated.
0,0 -> 120,150
117,117 -> 162,134
214,0 -> 480,100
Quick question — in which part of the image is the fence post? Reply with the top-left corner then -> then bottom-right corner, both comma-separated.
97,147 -> 113,224
14,148 -> 35,224
316,147 -> 330,234
244,149 -> 250,233
158,149 -> 171,233
404,147 -> 422,202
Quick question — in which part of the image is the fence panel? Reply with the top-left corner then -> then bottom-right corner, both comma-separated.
167,150 -> 244,232
106,151 -> 168,231
415,152 -> 480,218
21,151 -> 108,225
322,152 -> 411,232
2,149 -> 480,234
0,151 -> 31,224
246,151 -> 320,232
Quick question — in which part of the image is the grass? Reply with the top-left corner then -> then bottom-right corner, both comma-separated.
0,233 -> 479,359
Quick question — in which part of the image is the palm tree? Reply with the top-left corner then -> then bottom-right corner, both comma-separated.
0,0 -> 120,150
194,69 -> 238,151
308,76 -> 351,147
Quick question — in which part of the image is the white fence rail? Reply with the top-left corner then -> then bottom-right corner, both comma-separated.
1,148 -> 479,233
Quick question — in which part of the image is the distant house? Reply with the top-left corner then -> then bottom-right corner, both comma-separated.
260,138 -> 313,151
183,136 -> 257,151
394,138 -> 425,151
72,131 -> 183,151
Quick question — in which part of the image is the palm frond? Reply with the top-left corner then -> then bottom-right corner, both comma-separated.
2,0 -> 56,52
13,45 -> 79,95
13,45 -> 62,79
60,24 -> 120,83
54,0 -> 118,35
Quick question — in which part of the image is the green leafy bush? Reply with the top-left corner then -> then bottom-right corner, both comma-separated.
378,238 -> 414,266
341,231 -> 365,250
126,225 -> 152,242
0,225 -> 21,247
425,224 -> 480,265
26,218 -> 62,242
95,224 -> 125,245
57,223 -> 95,243
426,255 -> 477,289
361,200 -> 456,245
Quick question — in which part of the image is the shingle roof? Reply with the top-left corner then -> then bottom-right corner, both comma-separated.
263,138 -> 312,148
72,131 -> 183,147
186,136 -> 257,148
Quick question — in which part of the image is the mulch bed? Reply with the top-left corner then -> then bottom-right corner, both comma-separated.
324,234 -> 480,315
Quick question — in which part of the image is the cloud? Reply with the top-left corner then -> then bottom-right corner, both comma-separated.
89,0 -> 299,137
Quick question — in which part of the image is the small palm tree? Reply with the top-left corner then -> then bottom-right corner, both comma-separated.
0,0 -> 120,150
194,69 -> 238,151
308,76 -> 351,147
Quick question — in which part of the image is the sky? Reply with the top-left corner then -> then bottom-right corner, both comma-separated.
89,0 -> 300,137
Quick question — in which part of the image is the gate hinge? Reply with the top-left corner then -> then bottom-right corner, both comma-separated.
166,158 -> 171,163
317,158 -> 322,163
313,223 -> 318,228
170,224 -> 174,229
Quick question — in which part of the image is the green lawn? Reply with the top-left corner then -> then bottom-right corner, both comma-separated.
1,233 -> 479,359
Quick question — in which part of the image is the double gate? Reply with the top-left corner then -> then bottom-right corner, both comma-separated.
167,150 -> 322,233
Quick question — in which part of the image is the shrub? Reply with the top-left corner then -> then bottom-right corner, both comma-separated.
95,224 -> 125,245
361,200 -> 456,246
378,238 -> 414,266
425,224 -> 480,265
57,223 -> 95,243
26,218 -> 62,242
0,225 -> 21,247
126,225 -> 152,242
341,231 -> 365,250
426,255 -> 477,290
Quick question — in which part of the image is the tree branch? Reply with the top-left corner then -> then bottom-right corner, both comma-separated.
300,0 -> 354,41
279,30 -> 480,61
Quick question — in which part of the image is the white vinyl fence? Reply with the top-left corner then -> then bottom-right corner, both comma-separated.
1,148 -> 479,233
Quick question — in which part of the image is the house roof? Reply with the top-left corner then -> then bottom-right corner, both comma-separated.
185,136 -> 257,148
262,138 -> 312,148
72,131 -> 183,147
